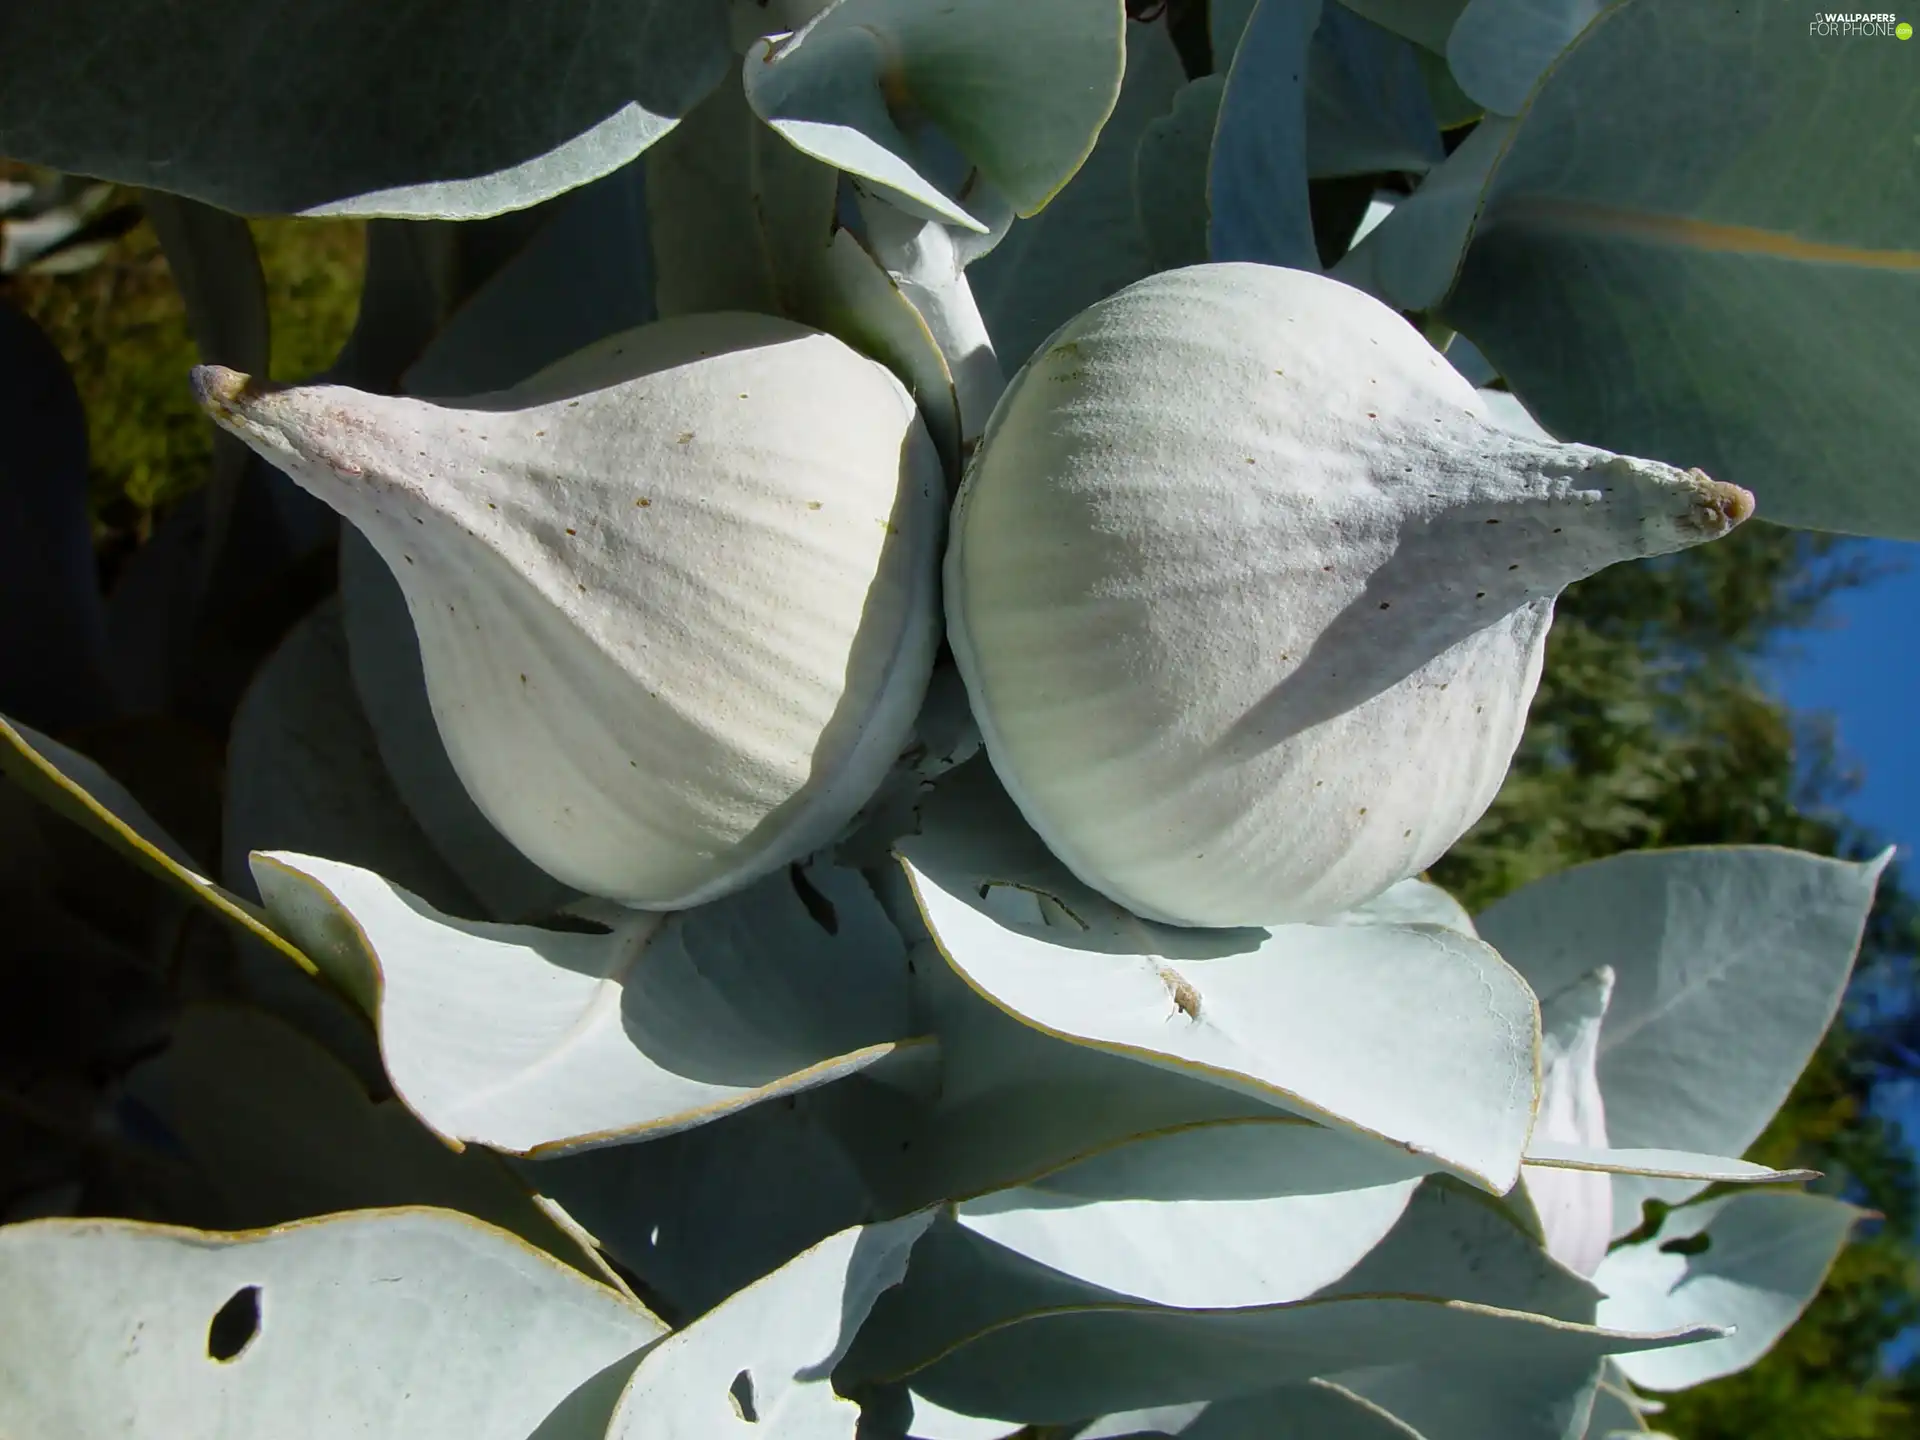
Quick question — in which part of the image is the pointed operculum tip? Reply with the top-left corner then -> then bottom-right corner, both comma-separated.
1682,469 -> 1756,538
189,365 -> 289,432
191,363 -> 251,412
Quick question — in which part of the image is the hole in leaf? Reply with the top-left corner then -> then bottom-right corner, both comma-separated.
1660,1232 -> 1712,1257
729,1368 -> 759,1422
206,1285 -> 261,1362
789,864 -> 839,935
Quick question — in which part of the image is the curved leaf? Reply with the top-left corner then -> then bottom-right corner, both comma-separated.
1476,846 -> 1885,1218
1446,0 -> 1604,116
224,598 -> 478,914
1328,876 -> 1478,936
1336,1358 -> 1604,1440
1596,1190 -> 1862,1392
606,1213 -> 933,1437
1440,0 -> 1920,538
0,1 -> 734,218
841,1211 -> 1721,1424
404,161 -> 657,398
0,1208 -> 664,1438
250,851 -> 922,1155
951,1120 -> 1428,1308
1343,0 -> 1472,54
894,771 -> 1540,1193
0,713 -> 313,975
1208,0 -> 1322,269
1523,1144 -> 1815,1187
1331,114 -> 1512,309
526,1075 -> 908,1320
1078,1380 -> 1420,1437
968,16 -> 1186,370
1136,77 -> 1226,270
1307,3 -> 1446,177
742,0 -> 1125,229
124,1004 -> 618,1287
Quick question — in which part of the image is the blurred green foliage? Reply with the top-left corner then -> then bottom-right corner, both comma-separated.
0,194 -> 362,551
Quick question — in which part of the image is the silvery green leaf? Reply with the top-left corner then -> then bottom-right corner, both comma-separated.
1439,0 -> 1920,539
224,599 -> 478,915
402,161 -> 656,399
605,1213 -> 934,1437
870,933 -> 1305,1212
1521,1145 -> 1815,1187
524,1076 -> 911,1320
1327,1180 -> 1597,1322
1211,0 -> 1262,58
139,192 -> 272,573
949,1119 -> 1429,1308
0,1208 -> 664,1438
0,713 -> 313,976
1582,1372 -> 1653,1437
1446,0 -> 1604,117
1135,77 -> 1226,271
249,851 -> 924,1155
1447,335 -> 1499,386
905,1390 -> 1031,1438
1307,4 -> 1446,177
0,1 -> 733,218
123,1004 -> 620,1288
894,769 -> 1539,1194
969,16 -> 1186,370
839,1208 -> 1722,1424
647,72 -> 827,320
1208,0 -> 1323,270
1331,115 -> 1512,309
1596,1191 -> 1862,1392
1327,876 -> 1478,936
1342,0 -> 1472,53
742,0 -> 1125,230
1335,1358 -> 1603,1440
1078,1381 -> 1418,1437
1475,846 -> 1886,1218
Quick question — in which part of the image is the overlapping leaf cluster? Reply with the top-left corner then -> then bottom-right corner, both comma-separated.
1,2 -> 1914,1437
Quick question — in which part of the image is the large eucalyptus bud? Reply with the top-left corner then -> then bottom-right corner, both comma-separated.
946,264 -> 1753,928
196,312 -> 943,910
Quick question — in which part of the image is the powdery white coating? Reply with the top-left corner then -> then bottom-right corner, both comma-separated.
196,312 -> 943,909
947,264 -> 1753,927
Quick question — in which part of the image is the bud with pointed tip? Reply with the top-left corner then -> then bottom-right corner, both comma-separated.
946,264 -> 1754,927
1525,966 -> 1616,1276
195,312 -> 944,910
